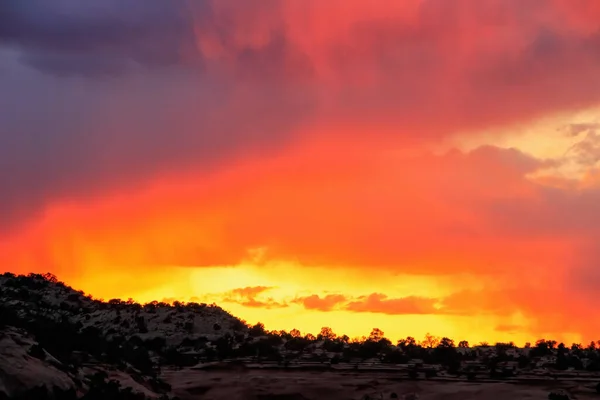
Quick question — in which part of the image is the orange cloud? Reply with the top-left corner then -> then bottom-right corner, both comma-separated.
293,294 -> 347,312
294,293 -> 441,316
1,144 -> 562,275
1,144 -> 596,298
345,294 -> 438,315
230,286 -> 273,298
222,286 -> 286,309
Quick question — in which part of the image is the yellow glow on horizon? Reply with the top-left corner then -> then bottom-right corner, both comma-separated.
58,261 -> 567,346
2,110 -> 594,348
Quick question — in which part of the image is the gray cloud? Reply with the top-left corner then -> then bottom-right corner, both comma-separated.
0,0 -> 206,76
0,47 -> 316,230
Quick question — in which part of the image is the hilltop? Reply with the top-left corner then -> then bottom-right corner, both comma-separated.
0,272 -> 245,340
0,273 -> 246,399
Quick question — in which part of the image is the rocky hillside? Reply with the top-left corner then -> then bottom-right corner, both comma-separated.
0,272 -> 248,399
0,273 -> 245,340
0,327 -> 78,397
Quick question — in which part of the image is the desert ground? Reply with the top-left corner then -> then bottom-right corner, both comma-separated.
161,369 -> 600,400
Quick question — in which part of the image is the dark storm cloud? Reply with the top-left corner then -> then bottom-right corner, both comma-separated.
0,0 -> 325,230
2,0 -> 600,236
0,0 -> 322,233
0,0 -> 206,76
0,53 -> 316,231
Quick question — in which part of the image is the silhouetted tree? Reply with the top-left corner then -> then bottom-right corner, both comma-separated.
289,328 -> 302,338
432,337 -> 460,369
305,333 -> 317,341
318,326 -> 337,341
422,333 -> 440,348
215,334 -> 235,360
368,328 -> 385,342
587,341 -> 597,351
248,322 -> 265,337
530,339 -> 554,357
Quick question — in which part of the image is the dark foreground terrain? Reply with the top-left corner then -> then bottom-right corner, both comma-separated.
2,273 -> 600,399
160,368 -> 600,400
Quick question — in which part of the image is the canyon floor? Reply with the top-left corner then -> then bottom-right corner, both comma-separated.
162,369 -> 600,400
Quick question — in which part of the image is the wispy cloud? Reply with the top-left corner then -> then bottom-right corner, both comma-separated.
222,286 -> 287,309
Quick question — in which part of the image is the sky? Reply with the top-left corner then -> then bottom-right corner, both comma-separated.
2,0 -> 600,346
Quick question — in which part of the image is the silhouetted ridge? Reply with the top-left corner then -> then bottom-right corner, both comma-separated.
0,272 -> 246,399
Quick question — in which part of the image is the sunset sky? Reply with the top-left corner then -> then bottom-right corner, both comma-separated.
3,0 -> 600,346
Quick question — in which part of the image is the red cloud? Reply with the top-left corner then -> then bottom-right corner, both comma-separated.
200,0 -> 600,136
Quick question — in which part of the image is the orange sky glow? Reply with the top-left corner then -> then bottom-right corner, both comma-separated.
3,0 -> 600,346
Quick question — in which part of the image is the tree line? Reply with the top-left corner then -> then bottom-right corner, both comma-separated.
4,272 -> 600,374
